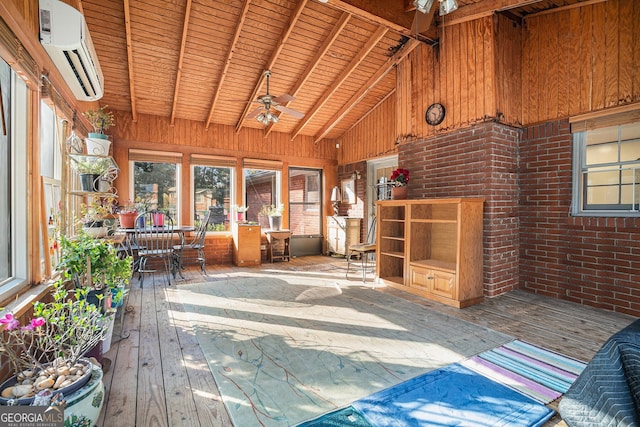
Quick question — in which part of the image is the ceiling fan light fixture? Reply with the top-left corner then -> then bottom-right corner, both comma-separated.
439,0 -> 458,15
413,0 -> 435,14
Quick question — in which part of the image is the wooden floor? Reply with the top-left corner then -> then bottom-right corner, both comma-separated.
97,256 -> 637,427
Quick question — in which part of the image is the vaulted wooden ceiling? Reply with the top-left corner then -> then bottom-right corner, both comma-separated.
77,0 -> 591,142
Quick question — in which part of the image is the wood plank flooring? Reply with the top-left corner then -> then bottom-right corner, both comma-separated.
96,256 -> 637,427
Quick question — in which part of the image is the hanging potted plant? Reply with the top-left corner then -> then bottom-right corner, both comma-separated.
83,106 -> 115,155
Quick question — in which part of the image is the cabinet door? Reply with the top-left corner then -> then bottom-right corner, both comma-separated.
430,270 -> 455,299
409,265 -> 431,292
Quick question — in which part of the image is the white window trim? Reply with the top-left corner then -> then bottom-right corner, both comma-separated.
0,72 -> 29,302
571,125 -> 640,217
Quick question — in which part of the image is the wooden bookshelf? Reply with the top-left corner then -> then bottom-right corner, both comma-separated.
376,198 -> 484,308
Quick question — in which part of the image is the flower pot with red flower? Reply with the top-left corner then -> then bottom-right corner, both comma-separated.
390,168 -> 410,199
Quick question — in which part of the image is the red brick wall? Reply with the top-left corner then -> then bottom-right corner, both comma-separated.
400,121 -> 521,297
202,234 -> 233,264
520,120 -> 640,317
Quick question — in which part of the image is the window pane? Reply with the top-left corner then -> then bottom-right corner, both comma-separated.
245,168 -> 279,228
193,165 -> 231,231
0,61 -> 10,282
289,168 -> 321,236
620,139 -> 640,162
585,142 -> 617,165
133,161 -> 179,221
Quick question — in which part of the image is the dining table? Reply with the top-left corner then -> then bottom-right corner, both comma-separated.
114,225 -> 195,276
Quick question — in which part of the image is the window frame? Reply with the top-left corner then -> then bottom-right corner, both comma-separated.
571,123 -> 640,217
0,67 -> 29,302
128,149 -> 182,224
190,158 -> 235,232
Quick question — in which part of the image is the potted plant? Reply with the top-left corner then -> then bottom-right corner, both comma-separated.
79,199 -> 113,238
83,106 -> 115,155
0,282 -> 108,424
390,168 -> 410,200
55,231 -> 132,355
233,205 -> 249,222
73,157 -> 112,192
118,200 -> 138,229
260,204 -> 284,231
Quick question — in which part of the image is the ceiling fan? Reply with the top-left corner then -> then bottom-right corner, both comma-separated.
247,70 -> 305,125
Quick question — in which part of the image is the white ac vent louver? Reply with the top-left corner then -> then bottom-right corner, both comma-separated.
39,0 -> 104,101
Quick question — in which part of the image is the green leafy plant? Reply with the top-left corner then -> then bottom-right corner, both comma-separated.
56,231 -> 132,294
83,106 -> 115,134
73,157 -> 112,175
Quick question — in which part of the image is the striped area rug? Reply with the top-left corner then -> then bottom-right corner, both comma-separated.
461,340 -> 587,404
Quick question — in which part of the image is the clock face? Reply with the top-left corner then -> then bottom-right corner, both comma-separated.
425,103 -> 445,126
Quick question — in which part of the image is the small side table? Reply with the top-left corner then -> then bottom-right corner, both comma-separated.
265,230 -> 291,262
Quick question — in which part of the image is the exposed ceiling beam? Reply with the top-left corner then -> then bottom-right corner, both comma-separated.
204,0 -> 252,129
263,11 -> 351,137
291,25 -> 388,140
235,0 -> 309,133
324,0 -> 413,35
345,88 -> 396,133
169,0 -> 192,125
440,0 -> 544,27
313,38 -> 419,143
123,0 -> 137,122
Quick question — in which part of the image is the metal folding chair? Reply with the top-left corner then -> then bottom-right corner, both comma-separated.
134,210 -> 175,286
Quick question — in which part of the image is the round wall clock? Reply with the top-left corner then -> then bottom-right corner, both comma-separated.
425,103 -> 445,126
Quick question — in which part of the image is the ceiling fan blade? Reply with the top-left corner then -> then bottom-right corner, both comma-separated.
272,94 -> 295,104
274,105 -> 305,119
247,106 -> 263,118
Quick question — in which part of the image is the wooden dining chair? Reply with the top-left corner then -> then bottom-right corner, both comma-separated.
134,210 -> 175,286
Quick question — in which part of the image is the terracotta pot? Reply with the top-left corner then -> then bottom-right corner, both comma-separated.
391,186 -> 408,200
118,212 -> 137,228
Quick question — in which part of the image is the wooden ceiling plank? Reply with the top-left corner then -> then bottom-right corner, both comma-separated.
313,38 -> 419,143
124,0 -> 137,122
291,25 -> 388,140
204,0 -> 253,129
170,0 -> 193,125
325,0 -> 413,36
235,0 -> 310,133
264,11 -> 351,137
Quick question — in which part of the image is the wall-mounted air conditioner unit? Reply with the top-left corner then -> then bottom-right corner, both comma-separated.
39,0 -> 104,101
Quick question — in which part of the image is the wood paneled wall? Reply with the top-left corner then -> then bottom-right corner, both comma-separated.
337,94 -> 397,164
110,110 -> 339,216
522,0 -> 640,124
339,16 -> 499,165
340,1 -> 640,165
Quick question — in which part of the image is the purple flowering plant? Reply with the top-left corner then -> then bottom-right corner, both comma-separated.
0,282 -> 107,376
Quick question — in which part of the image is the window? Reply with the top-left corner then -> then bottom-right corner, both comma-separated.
129,150 -> 182,223
0,60 -> 29,301
572,123 -> 640,216
191,154 -> 235,231
243,159 -> 281,228
289,168 -> 322,235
